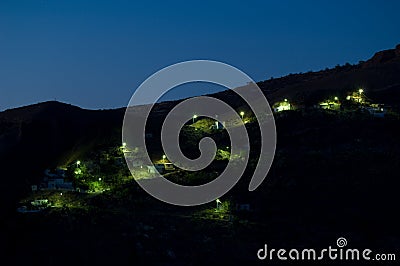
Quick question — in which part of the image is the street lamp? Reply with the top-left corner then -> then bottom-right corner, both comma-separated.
192,114 -> 198,123
358,89 -> 364,103
98,178 -> 102,181
216,199 -> 221,209
284,98 -> 288,102
162,154 -> 166,162
76,160 -> 81,167
240,111 -> 245,119
334,97 -> 338,101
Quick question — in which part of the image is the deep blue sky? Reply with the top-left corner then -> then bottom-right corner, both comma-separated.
1,0 -> 399,111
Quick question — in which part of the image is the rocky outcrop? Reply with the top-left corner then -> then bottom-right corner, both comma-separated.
364,44 -> 400,67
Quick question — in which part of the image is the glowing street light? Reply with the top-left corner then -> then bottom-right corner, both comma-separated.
216,198 -> 221,209
240,111 -> 245,119
98,178 -> 102,181
162,154 -> 167,162
122,142 -> 127,147
358,89 -> 364,103
76,160 -> 81,166
284,98 -> 288,102
334,96 -> 339,101
192,114 -> 198,123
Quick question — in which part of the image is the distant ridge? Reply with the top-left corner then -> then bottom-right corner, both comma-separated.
2,43 -> 400,116
256,43 -> 400,105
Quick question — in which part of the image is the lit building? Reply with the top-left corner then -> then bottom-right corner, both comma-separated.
273,99 -> 292,112
319,97 -> 341,110
346,89 -> 367,104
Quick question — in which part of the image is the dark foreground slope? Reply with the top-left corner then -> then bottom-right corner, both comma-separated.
1,110 -> 400,266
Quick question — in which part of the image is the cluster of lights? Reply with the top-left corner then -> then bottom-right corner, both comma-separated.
345,88 -> 365,101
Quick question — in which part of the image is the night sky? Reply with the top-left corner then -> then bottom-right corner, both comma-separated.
1,0 -> 399,111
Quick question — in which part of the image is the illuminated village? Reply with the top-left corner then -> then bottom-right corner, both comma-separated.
17,88 -> 391,216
